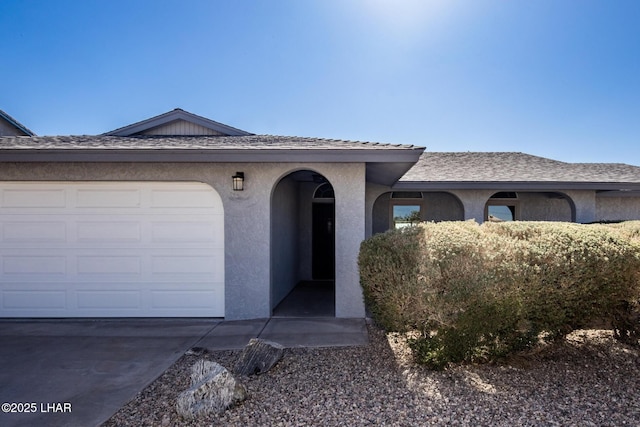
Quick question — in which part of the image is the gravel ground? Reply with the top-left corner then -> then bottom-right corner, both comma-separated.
103,323 -> 640,426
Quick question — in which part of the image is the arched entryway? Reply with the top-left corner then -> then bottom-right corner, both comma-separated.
485,191 -> 576,222
372,191 -> 465,234
270,170 -> 335,317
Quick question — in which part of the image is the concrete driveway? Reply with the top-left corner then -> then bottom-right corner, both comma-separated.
0,319 -> 217,427
0,317 -> 368,427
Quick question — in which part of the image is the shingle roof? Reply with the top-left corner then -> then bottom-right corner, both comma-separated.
0,134 -> 424,186
400,152 -> 640,185
0,134 -> 417,151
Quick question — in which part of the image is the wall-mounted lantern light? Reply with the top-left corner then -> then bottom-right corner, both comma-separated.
232,172 -> 245,191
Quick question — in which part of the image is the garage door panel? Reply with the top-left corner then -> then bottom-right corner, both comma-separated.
151,188 -> 221,209
151,221 -> 221,243
0,182 -> 224,318
76,189 -> 141,208
3,256 -> 67,275
151,290 -> 223,310
152,255 -> 221,275
2,189 -> 66,208
76,291 -> 141,309
3,221 -> 67,242
3,290 -> 67,310
77,222 -> 142,243
77,256 -> 142,275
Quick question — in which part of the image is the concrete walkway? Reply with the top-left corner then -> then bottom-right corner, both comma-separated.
197,317 -> 369,350
0,317 -> 368,427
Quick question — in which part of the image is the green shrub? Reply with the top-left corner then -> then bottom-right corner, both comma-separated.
600,221 -> 640,342
358,226 -> 425,332
359,221 -> 640,369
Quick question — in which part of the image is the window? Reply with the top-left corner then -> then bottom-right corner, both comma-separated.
313,183 -> 334,199
392,204 -> 421,229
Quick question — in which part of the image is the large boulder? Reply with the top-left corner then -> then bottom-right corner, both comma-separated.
234,338 -> 284,376
176,360 -> 246,419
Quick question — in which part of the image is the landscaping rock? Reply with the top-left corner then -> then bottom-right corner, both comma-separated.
234,338 -> 284,376
176,360 -> 246,419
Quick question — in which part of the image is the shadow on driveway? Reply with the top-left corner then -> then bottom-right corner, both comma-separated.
0,319 -> 217,427
0,317 -> 369,426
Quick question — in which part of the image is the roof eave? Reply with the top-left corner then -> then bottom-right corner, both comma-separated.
0,147 -> 424,164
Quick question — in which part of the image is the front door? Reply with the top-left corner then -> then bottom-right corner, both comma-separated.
312,202 -> 335,280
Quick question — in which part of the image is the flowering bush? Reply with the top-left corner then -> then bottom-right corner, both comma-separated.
359,221 -> 640,369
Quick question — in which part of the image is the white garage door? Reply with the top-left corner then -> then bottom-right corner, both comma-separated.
0,181 -> 224,317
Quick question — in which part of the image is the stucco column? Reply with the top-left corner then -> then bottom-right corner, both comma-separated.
563,190 -> 596,223
449,190 -> 495,223
219,165 -> 272,320
331,164 -> 367,318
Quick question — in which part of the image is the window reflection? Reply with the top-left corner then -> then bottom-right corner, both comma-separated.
393,205 -> 421,228
488,205 -> 515,222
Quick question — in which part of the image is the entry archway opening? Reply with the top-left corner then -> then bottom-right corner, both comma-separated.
270,170 -> 335,317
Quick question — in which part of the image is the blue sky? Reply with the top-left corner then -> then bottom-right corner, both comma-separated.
2,0 -> 639,163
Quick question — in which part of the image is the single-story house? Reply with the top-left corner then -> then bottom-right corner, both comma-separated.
1,108 -> 639,320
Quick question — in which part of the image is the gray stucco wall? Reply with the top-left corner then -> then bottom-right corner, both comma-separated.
448,189 -> 496,222
332,164 -> 366,318
0,161 -> 367,320
596,196 -> 640,221
514,192 -> 573,222
423,192 -> 465,222
562,190 -> 596,223
271,175 -> 299,308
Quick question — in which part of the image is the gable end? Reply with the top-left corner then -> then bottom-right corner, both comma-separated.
137,119 -> 227,136
103,108 -> 253,137
0,110 -> 36,136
